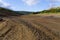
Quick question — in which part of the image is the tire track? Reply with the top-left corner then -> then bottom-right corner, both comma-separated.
10,16 -> 60,40
1,16 -> 60,40
0,20 -> 12,40
14,18 -> 59,40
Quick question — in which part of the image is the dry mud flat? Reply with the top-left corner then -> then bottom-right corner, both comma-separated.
0,15 -> 60,40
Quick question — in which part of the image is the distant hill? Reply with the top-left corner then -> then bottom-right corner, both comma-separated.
0,7 -> 33,17
31,7 -> 60,14
15,11 -> 33,15
0,7 -> 60,16
0,7 -> 19,16
39,7 -> 60,13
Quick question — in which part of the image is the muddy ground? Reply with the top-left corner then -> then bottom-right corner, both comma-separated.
0,15 -> 60,40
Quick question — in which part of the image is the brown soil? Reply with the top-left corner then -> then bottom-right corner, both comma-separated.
0,15 -> 60,40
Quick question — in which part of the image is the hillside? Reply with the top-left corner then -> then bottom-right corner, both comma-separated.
0,7 -> 60,16
0,7 -> 33,17
0,7 -> 19,16
38,7 -> 60,13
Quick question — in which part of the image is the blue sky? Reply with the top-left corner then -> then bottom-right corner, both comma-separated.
0,0 -> 60,12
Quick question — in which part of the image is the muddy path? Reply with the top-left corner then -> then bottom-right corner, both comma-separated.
0,16 -> 60,40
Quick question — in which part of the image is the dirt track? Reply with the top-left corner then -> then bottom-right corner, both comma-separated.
0,15 -> 60,40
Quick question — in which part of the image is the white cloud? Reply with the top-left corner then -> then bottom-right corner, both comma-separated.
46,0 -> 60,1
22,0 -> 40,6
46,0 -> 60,8
0,0 -> 10,8
0,0 -> 17,10
53,0 -> 60,1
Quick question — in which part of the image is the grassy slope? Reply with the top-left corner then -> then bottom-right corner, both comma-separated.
36,7 -> 60,14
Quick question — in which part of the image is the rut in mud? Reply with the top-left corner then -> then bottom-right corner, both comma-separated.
0,15 -> 60,40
